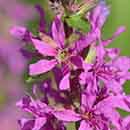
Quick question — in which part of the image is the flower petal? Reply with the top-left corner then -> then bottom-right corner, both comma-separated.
97,95 -> 130,112
29,59 -> 57,75
106,48 -> 120,59
16,95 -> 31,108
99,109 -> 121,129
70,56 -> 83,68
53,109 -> 81,122
10,26 -> 28,39
32,117 -> 46,130
79,120 -> 92,130
89,1 -> 109,29
32,38 -> 58,56
59,73 -> 70,90
74,32 -> 96,53
39,32 -> 58,48
53,67 -> 63,86
81,89 -> 96,111
96,43 -> 106,62
105,80 -> 123,94
122,116 -> 130,129
102,26 -> 126,46
112,56 -> 130,72
35,5 -> 46,33
18,118 -> 35,130
52,15 -> 65,48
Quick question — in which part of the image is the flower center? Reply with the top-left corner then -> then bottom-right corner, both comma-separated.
57,49 -> 69,62
82,112 -> 93,120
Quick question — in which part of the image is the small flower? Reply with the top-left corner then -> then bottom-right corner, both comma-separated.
80,47 -> 130,94
16,95 -> 66,130
54,89 -> 130,130
29,15 -> 84,90
78,1 -> 129,95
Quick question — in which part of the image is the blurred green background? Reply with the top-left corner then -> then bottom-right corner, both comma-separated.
0,0 -> 130,130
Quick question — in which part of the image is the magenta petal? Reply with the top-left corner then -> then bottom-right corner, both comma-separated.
32,38 -> 58,56
52,15 -> 65,48
61,63 -> 70,76
19,118 -> 34,130
53,109 -> 81,122
106,80 -> 123,94
89,1 -> 109,30
100,109 -> 121,129
59,73 -> 70,90
74,32 -> 96,53
97,95 -> 130,112
70,56 -> 83,68
29,59 -> 57,75
114,26 -> 126,36
106,48 -> 120,59
112,56 -> 130,72
10,26 -> 27,39
19,118 -> 31,128
96,43 -> 106,62
81,90 -> 96,111
123,116 -> 130,129
35,5 -> 46,33
102,26 -> 126,46
79,120 -> 92,130
32,117 -> 46,130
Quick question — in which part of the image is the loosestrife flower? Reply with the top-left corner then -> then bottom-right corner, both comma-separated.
79,1 -> 130,95
16,95 -> 66,130
11,0 -> 130,130
11,15 -> 84,90
53,88 -> 130,130
29,15 -> 84,90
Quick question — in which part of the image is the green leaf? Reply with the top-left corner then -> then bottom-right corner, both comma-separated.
66,14 -> 90,32
117,108 -> 130,117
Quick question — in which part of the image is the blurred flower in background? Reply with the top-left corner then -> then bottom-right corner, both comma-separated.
0,0 -> 35,130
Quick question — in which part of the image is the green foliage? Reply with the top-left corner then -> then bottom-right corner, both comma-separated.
117,108 -> 130,117
27,18 -> 39,35
23,0 -> 43,4
0,91 -> 7,108
66,14 -> 90,32
66,123 -> 76,130
124,80 -> 130,95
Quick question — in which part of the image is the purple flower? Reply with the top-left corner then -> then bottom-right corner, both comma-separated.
74,1 -> 125,54
121,116 -> 130,130
78,1 -> 129,95
13,1 -> 130,130
80,46 -> 130,94
16,95 -> 66,130
53,89 -> 130,130
27,15 -> 83,90
10,26 -> 31,41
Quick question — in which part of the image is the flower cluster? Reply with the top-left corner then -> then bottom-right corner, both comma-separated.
11,1 -> 130,130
